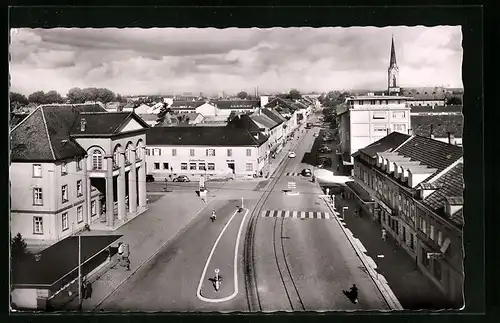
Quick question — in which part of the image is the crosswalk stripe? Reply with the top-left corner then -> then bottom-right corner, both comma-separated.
259,210 -> 332,219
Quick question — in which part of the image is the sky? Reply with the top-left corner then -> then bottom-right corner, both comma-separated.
9,26 -> 463,97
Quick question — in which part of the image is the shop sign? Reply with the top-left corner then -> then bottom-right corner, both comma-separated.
226,159 -> 235,162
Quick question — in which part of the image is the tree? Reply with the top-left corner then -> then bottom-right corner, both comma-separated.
10,92 -> 29,105
11,233 -> 33,271
237,91 -> 248,99
67,87 -> 86,103
157,106 -> 172,124
28,91 -> 47,104
446,96 -> 462,106
288,89 -> 302,100
44,90 -> 64,104
96,88 -> 116,103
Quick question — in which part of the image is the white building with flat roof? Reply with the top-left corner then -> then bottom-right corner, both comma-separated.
337,94 -> 411,166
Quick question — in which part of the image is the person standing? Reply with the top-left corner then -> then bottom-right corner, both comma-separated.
381,228 -> 387,241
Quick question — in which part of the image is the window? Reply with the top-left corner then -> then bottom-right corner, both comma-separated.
91,200 -> 97,216
146,149 -> 151,156
76,158 -> 82,171
410,233 -> 414,250
392,124 -> 406,133
227,149 -> 232,157
33,216 -> 43,234
77,205 -> 84,223
199,163 -> 206,171
206,149 -> 215,156
172,149 -> 177,156
358,100 -> 363,105
374,125 -> 388,132
421,247 -> 430,268
181,163 -> 188,170
77,180 -> 83,197
61,162 -> 68,175
246,149 -> 252,157
62,212 -> 69,231
434,259 -> 442,281
437,230 -> 443,246
246,163 -> 254,171
189,149 -> 195,157
373,112 -> 386,119
154,162 -> 160,170
152,148 -> 161,156
421,217 -> 427,234
190,163 -> 197,170
62,185 -> 69,203
430,224 -> 435,240
92,150 -> 103,170
33,164 -> 42,178
208,163 -> 215,171
392,111 -> 406,118
163,162 -> 169,170
370,100 -> 375,105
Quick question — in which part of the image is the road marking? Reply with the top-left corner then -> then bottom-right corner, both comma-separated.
259,210 -> 331,219
196,208 -> 250,303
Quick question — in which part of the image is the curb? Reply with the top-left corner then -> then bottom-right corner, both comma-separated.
320,196 -> 403,310
91,195 -> 218,311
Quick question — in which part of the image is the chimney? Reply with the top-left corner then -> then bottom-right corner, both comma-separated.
447,132 -> 455,145
80,118 -> 86,132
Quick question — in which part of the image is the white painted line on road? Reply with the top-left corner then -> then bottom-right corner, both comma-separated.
284,211 -> 290,218
300,211 -> 306,219
196,208 -> 250,303
324,213 -> 330,220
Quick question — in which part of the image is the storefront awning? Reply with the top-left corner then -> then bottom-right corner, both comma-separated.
440,238 -> 451,254
345,181 -> 374,203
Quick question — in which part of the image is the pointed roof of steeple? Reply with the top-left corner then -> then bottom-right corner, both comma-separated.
390,36 -> 397,67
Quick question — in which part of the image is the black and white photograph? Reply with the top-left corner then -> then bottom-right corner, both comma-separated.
9,23 -> 466,312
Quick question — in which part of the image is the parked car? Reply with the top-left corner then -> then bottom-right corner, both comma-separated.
288,151 -> 296,158
146,174 -> 155,182
172,175 -> 190,182
301,168 -> 313,177
319,146 -> 332,153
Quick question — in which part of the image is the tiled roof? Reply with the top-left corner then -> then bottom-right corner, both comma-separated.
250,113 -> 277,129
357,132 -> 411,158
423,162 -> 463,226
410,105 -> 463,114
214,100 -> 260,110
262,108 -> 286,124
395,135 -> 463,179
170,101 -> 205,108
11,104 -> 107,162
411,114 -> 463,137
146,126 -> 268,147
265,97 -> 298,111
10,113 -> 29,128
401,87 -> 447,100
226,113 -> 262,132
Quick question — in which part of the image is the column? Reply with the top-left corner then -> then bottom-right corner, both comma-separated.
128,148 -> 137,213
117,150 -> 126,220
105,155 -> 114,227
83,156 -> 91,225
138,146 -> 147,207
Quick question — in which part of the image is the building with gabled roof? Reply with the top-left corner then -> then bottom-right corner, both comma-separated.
349,133 -> 463,307
10,104 -> 150,249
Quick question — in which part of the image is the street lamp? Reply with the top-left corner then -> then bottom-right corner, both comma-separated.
376,254 -> 385,280
342,206 -> 348,220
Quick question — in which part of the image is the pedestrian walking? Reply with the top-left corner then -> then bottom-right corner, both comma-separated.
381,228 -> 387,241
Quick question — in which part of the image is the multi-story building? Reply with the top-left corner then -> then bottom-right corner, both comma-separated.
146,126 -> 269,179
349,133 -> 463,307
336,94 -> 411,167
10,104 -> 150,248
250,108 -> 287,155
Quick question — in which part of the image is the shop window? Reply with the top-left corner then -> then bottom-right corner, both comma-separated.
208,163 -> 215,171
190,163 -> 197,170
163,162 -> 169,170
434,259 -> 442,281
199,163 -> 206,171
181,163 -> 188,170
421,247 -> 430,268
154,162 -> 160,170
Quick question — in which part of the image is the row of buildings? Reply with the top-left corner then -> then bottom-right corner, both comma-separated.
9,96 -> 314,250
347,131 -> 464,307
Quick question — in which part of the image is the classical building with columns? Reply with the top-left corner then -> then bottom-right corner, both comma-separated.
10,103 -> 149,250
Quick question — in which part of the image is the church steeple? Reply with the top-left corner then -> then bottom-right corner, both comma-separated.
388,35 -> 400,96
389,36 -> 397,68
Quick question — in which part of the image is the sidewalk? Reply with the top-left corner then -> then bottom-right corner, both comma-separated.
334,194 -> 452,310
55,189 -> 219,311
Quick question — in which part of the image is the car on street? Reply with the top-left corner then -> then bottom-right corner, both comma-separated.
301,168 -> 313,177
317,155 -> 332,167
172,175 -> 190,182
288,151 -> 296,158
146,174 -> 155,182
319,146 -> 332,153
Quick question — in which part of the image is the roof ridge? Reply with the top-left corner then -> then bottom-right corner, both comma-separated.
393,134 -> 414,152
40,107 -> 56,160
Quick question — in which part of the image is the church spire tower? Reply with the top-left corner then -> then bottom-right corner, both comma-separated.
388,35 -> 400,96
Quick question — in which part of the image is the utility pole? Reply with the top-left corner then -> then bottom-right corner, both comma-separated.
78,234 -> 82,311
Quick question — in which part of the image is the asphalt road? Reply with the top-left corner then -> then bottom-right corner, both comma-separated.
97,115 -> 388,311
249,122 -> 389,311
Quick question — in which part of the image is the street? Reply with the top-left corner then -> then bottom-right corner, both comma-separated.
96,115 -> 389,311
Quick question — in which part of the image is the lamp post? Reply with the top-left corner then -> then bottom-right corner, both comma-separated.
376,254 -> 385,280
